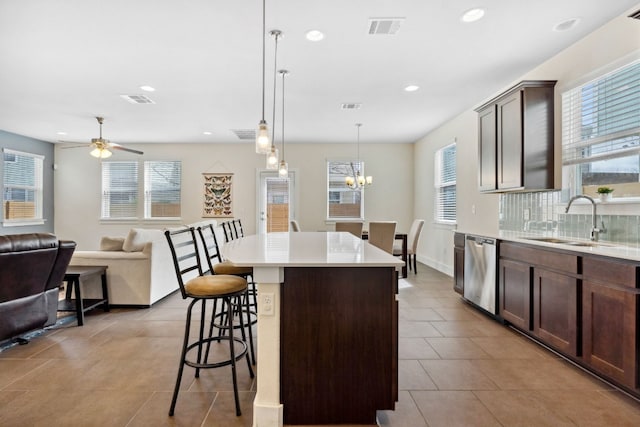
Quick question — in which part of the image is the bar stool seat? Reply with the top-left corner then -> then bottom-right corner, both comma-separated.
184,274 -> 247,296
212,261 -> 253,277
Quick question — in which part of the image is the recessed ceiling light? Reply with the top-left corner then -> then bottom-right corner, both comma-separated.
139,85 -> 156,92
553,18 -> 580,32
56,131 -> 67,136
203,131 -> 212,135
305,30 -> 325,41
461,8 -> 485,23
404,85 -> 420,92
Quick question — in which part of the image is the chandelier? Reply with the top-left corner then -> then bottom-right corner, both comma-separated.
345,123 -> 372,188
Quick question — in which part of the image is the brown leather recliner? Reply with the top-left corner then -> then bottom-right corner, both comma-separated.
0,233 -> 76,342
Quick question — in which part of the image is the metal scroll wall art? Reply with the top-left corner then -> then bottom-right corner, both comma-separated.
202,173 -> 233,218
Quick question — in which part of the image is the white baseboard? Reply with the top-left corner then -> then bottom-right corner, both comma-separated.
416,254 -> 453,277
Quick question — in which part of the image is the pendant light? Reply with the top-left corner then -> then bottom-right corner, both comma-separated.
278,69 -> 289,178
256,0 -> 270,154
345,123 -> 373,188
266,29 -> 282,169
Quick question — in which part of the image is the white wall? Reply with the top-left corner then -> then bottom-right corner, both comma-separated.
414,8 -> 640,276
54,141 -> 414,249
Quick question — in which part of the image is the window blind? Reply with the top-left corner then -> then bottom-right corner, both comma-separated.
101,161 -> 139,219
435,143 -> 456,223
327,160 -> 363,220
562,60 -> 640,166
144,161 -> 181,218
2,149 -> 44,221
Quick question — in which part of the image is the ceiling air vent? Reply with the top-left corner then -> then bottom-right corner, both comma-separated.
231,129 -> 256,140
629,9 -> 640,19
120,94 -> 155,104
368,18 -> 404,35
341,103 -> 362,110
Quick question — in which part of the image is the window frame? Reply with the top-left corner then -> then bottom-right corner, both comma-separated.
326,160 -> 365,221
561,59 -> 640,200
2,148 -> 44,226
434,142 -> 457,224
143,160 -> 182,220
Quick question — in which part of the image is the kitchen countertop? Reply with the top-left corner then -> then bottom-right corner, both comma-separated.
458,230 -> 640,262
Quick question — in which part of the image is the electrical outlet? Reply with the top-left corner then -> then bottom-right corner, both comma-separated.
261,292 -> 274,316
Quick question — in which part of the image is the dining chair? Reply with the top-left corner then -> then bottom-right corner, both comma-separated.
232,219 -> 244,238
368,221 -> 397,254
222,221 -> 235,242
393,219 -> 424,273
290,219 -> 301,232
164,227 -> 254,417
335,221 -> 363,238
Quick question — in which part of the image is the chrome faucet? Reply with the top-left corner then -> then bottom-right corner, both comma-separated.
565,195 -> 607,241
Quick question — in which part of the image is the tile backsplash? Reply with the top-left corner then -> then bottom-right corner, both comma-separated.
499,191 -> 640,247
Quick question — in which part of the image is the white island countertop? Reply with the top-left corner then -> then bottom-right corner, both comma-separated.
222,231 -> 404,268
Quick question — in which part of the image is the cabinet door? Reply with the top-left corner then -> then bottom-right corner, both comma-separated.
499,259 -> 531,330
497,91 -> 523,190
453,247 -> 464,295
478,105 -> 497,191
583,280 -> 638,389
532,268 -> 579,356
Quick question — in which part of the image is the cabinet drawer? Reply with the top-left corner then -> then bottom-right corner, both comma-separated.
500,242 -> 578,274
583,256 -> 638,289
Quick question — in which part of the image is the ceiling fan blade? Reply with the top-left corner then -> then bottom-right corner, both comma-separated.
57,140 -> 89,149
110,143 -> 144,155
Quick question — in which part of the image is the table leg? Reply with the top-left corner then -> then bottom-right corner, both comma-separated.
101,272 -> 110,312
402,235 -> 408,278
72,278 -> 85,326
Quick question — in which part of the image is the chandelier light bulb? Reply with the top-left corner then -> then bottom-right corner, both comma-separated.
278,160 -> 289,177
266,146 -> 279,169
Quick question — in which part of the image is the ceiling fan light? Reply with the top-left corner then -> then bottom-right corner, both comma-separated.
91,147 -> 112,158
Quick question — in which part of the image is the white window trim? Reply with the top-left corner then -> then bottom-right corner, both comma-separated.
2,148 -> 45,226
434,142 -> 457,225
326,159 -> 365,221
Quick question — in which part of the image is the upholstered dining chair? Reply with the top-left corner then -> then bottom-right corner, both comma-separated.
197,224 -> 256,364
393,219 -> 424,273
335,221 -> 364,238
290,219 -> 301,232
368,221 -> 397,254
165,227 -> 254,417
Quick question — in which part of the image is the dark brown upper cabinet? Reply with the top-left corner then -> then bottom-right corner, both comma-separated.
475,80 -> 557,192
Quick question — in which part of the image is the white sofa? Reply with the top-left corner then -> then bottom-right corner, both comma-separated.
71,220 -> 218,307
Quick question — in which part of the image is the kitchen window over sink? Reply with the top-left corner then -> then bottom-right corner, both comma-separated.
562,59 -> 640,199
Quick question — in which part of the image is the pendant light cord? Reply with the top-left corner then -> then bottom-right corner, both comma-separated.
281,71 -> 286,159
270,32 -> 280,144
261,0 -> 266,121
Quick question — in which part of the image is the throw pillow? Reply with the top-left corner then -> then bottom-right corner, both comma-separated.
100,236 -> 125,251
123,228 -> 161,252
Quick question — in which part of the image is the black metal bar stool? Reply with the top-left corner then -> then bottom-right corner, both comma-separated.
165,227 -> 254,416
197,223 -> 257,365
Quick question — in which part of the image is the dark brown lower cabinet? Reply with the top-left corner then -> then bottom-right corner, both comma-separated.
582,256 -> 639,390
280,267 -> 398,425
532,268 -> 579,356
453,232 -> 464,295
499,258 -> 531,331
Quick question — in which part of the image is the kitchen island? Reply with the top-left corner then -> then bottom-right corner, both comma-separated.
222,231 -> 404,427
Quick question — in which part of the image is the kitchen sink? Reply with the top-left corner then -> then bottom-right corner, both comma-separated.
523,237 -> 614,248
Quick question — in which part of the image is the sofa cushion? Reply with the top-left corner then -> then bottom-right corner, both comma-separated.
100,236 -> 125,251
123,228 -> 162,252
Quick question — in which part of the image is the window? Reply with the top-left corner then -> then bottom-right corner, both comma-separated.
562,60 -> 640,198
144,161 -> 181,218
102,160 -> 182,220
2,149 -> 44,224
327,160 -> 364,220
101,161 -> 139,219
434,143 -> 456,223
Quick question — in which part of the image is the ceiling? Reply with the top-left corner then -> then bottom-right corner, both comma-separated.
0,0 -> 638,147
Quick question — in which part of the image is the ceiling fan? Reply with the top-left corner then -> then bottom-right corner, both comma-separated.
60,116 -> 144,158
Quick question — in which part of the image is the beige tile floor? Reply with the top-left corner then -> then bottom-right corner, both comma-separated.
1,265 -> 640,426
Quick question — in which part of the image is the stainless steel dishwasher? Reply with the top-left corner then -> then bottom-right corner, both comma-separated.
463,235 -> 497,315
